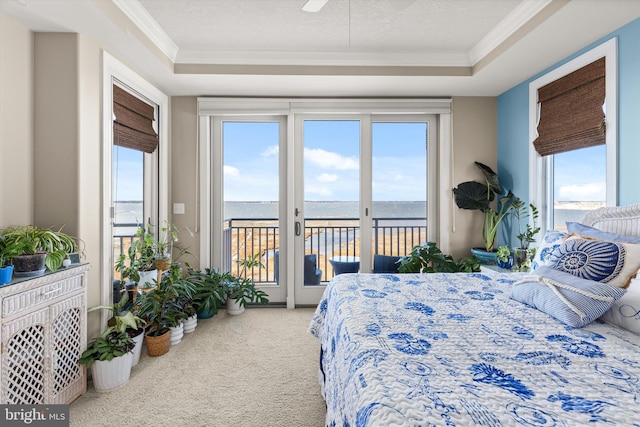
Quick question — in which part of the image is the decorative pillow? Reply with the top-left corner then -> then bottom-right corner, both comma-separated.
544,237 -> 640,288
531,229 -> 569,271
566,222 -> 640,244
510,266 -> 627,328
600,276 -> 640,334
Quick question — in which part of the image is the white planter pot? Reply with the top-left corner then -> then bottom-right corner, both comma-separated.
137,269 -> 158,289
227,298 -> 245,316
183,314 -> 197,333
91,352 -> 133,392
169,323 -> 184,345
130,330 -> 145,366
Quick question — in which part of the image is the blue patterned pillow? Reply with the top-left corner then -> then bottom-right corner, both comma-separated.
546,237 -> 640,288
510,266 -> 627,327
531,229 -> 569,271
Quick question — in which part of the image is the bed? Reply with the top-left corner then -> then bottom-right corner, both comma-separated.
309,204 -> 640,426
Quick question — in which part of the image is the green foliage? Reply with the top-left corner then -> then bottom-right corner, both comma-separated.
115,221 -> 192,284
228,253 -> 269,307
496,245 -> 511,263
398,242 -> 480,273
78,328 -> 135,368
511,198 -> 540,249
0,225 -> 78,271
189,267 -> 228,316
453,162 -> 515,251
134,262 -> 196,336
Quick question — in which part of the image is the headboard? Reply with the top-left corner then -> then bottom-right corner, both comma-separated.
581,203 -> 640,237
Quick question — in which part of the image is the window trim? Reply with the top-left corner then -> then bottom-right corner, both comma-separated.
528,38 -> 617,233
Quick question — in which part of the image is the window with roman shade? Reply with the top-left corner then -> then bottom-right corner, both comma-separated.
113,85 -> 159,153
533,57 -> 605,157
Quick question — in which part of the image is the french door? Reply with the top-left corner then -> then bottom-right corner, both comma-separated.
293,115 -> 436,306
200,98 -> 447,308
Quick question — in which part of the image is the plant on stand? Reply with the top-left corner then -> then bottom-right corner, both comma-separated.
495,245 -> 514,269
0,225 -> 78,276
453,162 -> 514,263
511,198 -> 540,271
225,253 -> 269,315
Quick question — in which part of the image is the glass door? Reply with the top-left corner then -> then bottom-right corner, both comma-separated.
221,119 -> 287,304
294,118 -> 362,305
370,118 -> 434,268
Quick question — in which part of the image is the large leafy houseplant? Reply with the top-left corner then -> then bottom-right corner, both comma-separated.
453,162 -> 514,251
398,242 -> 480,273
0,225 -> 78,272
190,267 -> 228,318
134,263 -> 196,337
226,253 -> 269,310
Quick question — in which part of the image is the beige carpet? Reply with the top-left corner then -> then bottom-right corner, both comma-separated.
70,307 -> 326,427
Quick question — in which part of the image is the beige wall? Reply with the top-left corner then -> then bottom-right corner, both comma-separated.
170,97 -> 200,268
449,96 -> 498,260
0,13 -> 34,226
32,32 -> 105,338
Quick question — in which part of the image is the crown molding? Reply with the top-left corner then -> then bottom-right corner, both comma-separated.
113,0 -> 178,62
468,0 -> 557,65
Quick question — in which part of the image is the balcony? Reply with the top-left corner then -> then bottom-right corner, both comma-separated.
114,217 -> 426,284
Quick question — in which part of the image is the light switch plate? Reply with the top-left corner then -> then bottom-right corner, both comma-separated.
173,203 -> 185,215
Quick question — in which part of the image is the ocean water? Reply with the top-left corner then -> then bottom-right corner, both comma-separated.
114,200 -> 593,231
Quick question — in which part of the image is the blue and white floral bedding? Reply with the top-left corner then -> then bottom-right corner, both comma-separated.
309,272 -> 640,426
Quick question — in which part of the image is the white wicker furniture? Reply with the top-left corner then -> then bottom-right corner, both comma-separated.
0,264 -> 88,404
582,203 -> 640,236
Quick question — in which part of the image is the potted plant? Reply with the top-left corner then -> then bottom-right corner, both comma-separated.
510,198 -> 540,268
98,292 -> 146,366
495,245 -> 514,269
115,223 -> 159,290
398,242 -> 480,273
0,232 -> 23,284
134,262 -> 195,356
224,253 -> 269,315
0,225 -> 78,276
153,220 -> 192,271
78,327 -> 135,391
190,267 -> 228,319
453,162 -> 514,263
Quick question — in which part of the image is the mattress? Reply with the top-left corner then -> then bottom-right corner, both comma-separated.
309,272 -> 640,426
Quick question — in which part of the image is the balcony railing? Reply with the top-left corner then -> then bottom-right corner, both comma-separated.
113,217 -> 427,284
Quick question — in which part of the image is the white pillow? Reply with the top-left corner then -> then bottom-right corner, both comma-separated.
600,275 -> 640,335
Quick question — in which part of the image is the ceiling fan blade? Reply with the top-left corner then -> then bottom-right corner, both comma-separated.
302,0 -> 329,13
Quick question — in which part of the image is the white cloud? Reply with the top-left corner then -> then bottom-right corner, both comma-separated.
224,165 -> 239,177
304,147 -> 358,170
305,185 -> 333,197
261,145 -> 279,157
558,182 -> 606,201
317,173 -> 338,182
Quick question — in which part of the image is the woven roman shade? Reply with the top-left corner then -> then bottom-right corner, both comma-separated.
533,57 -> 605,157
113,85 -> 159,153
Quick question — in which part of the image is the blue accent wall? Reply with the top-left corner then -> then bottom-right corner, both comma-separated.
497,18 -> 640,213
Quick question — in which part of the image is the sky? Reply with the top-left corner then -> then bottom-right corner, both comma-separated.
112,123 -> 606,204
223,120 -> 428,202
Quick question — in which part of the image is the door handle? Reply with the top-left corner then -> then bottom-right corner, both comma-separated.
295,221 -> 301,236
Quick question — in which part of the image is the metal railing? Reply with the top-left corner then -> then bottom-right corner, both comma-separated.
113,217 -> 427,284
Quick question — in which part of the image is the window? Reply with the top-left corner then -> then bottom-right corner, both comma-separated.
529,39 -> 617,234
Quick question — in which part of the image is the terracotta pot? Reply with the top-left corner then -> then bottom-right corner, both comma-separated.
145,330 -> 170,357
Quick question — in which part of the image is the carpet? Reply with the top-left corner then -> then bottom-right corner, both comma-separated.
70,307 -> 326,427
